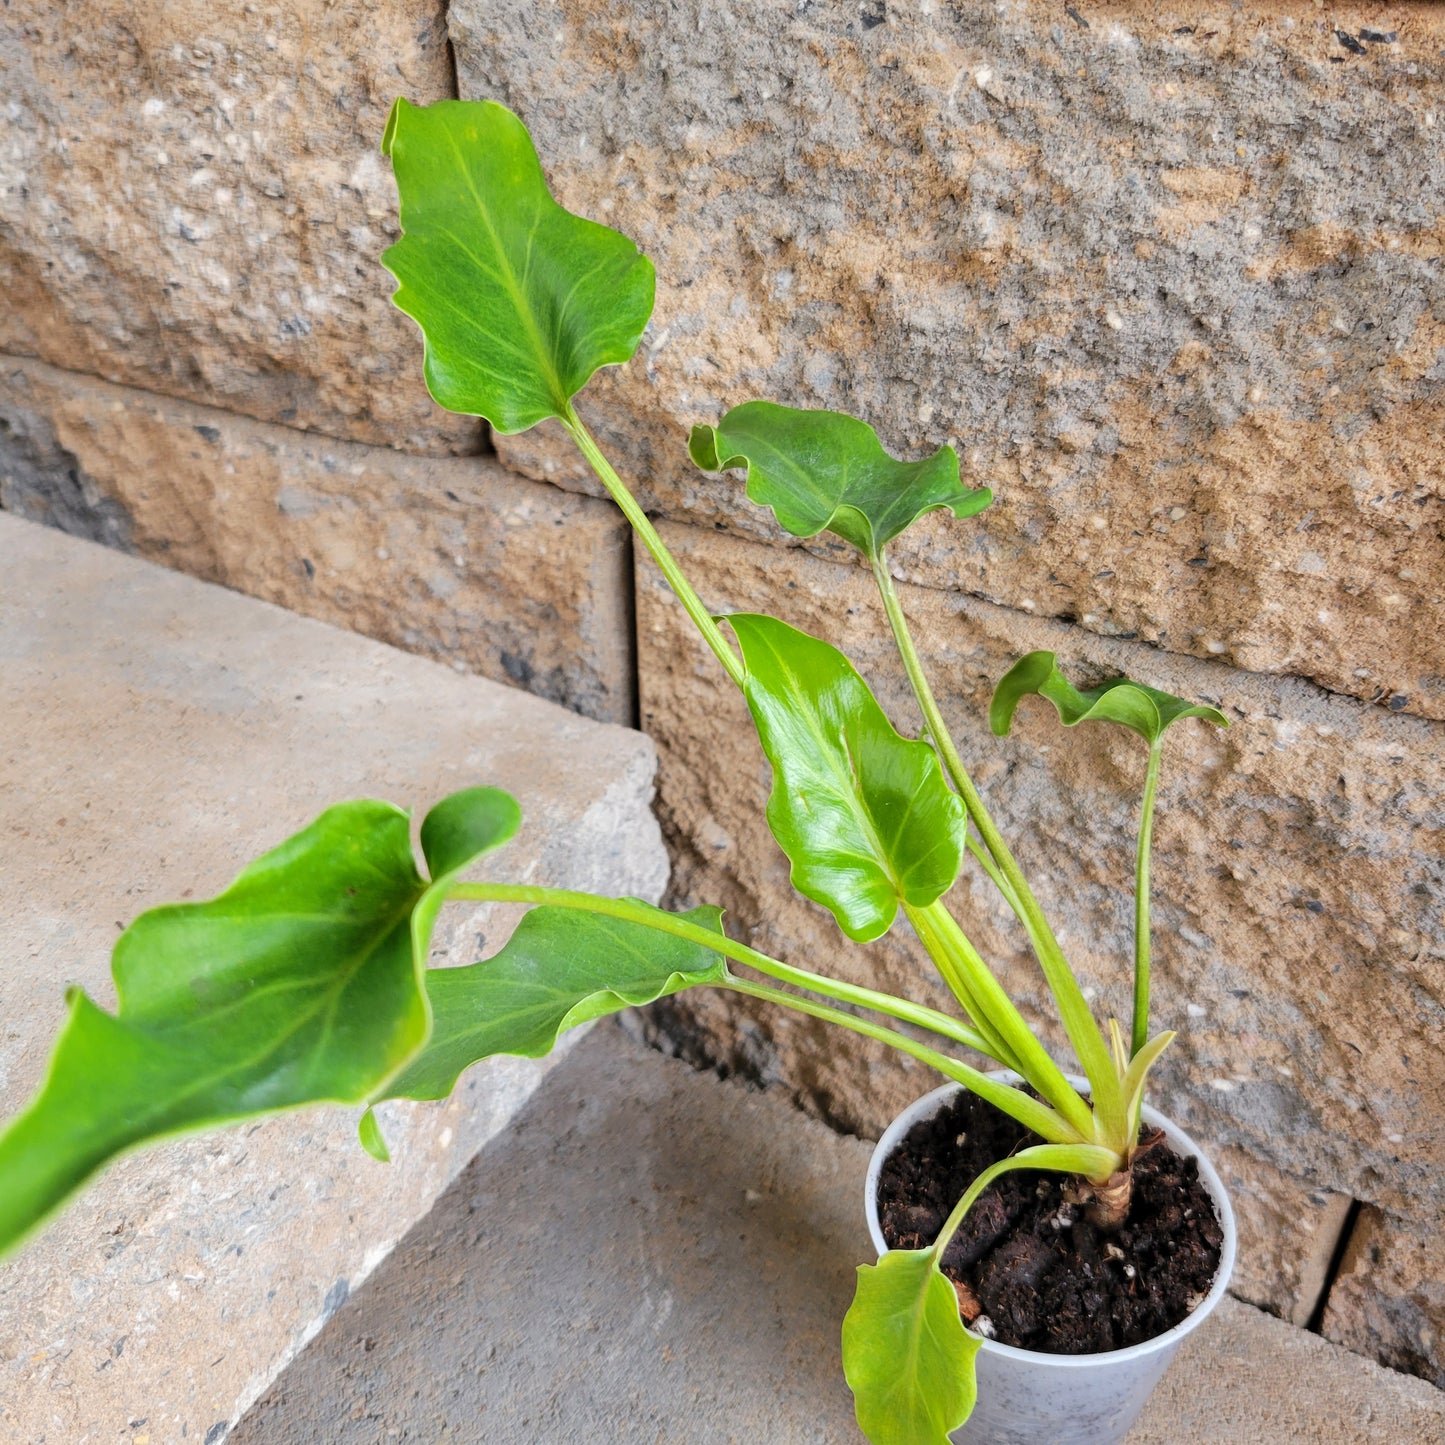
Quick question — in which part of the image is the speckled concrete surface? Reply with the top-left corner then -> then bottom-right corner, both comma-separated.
0,515 -> 667,1442
234,1025 -> 1445,1445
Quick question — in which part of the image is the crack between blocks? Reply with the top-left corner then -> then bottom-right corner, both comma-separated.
440,0 -> 463,103
4,166 -> 1427,721
675,521 -> 1445,729
866,552 -> 1440,727
0,350 -> 486,461
1306,1195 -> 1362,1336
478,488 -> 1444,729
622,526 -> 642,732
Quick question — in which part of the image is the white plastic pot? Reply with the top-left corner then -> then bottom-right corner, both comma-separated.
864,1078 -> 1236,1445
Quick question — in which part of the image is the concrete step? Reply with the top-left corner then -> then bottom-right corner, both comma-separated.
234,1024 -> 1445,1445
0,514 -> 668,1443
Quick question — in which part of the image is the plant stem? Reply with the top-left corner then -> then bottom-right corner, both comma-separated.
928,1143 -> 1123,1266
563,406 -> 746,690
908,901 -> 1096,1141
1132,741 -> 1163,1058
731,941 -> 999,1062
963,826 -> 1019,911
867,549 -> 981,831
918,940 -> 1024,1076
868,547 -> 1121,1117
722,978 -> 1077,1146
445,882 -> 998,1059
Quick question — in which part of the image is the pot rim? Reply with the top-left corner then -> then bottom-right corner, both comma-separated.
864,1073 -> 1237,1369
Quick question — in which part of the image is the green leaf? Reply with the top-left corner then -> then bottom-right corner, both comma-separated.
990,651 -> 1230,745
844,1142 -> 1123,1444
411,787 -> 524,984
689,402 -> 990,557
1119,1030 -> 1176,1147
421,786 -> 523,879
358,1105 -> 391,1164
0,788 -> 519,1254
382,904 -> 728,1102
843,1249 -> 982,1445
727,614 -> 966,943
381,97 -> 655,433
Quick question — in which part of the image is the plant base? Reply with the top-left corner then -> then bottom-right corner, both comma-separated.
865,1080 -> 1237,1445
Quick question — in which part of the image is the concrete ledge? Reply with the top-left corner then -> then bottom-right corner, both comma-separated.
235,1025 -> 1445,1444
0,514 -> 666,1442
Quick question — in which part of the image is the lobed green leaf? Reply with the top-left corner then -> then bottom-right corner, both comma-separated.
381,97 -> 655,432
0,787 -> 519,1254
727,614 -> 966,943
689,402 -> 990,558
382,904 -> 728,1102
990,651 -> 1229,746
843,1249 -> 982,1445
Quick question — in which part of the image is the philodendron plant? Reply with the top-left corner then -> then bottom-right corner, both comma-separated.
0,99 -> 1231,1443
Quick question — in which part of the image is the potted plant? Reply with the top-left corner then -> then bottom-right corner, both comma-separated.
0,97 -> 1239,1444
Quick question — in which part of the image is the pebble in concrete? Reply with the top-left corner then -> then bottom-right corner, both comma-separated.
234,1025 -> 1445,1444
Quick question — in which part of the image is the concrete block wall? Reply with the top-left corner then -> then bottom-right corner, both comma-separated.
2,0 -> 1441,1388
0,0 -> 635,726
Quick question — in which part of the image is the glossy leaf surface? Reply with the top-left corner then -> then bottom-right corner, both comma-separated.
990,651 -> 1229,745
689,402 -> 990,556
383,904 -> 728,1101
411,786 -> 524,979
843,1248 -> 981,1445
0,788 -> 519,1253
382,97 -> 655,432
358,1105 -> 391,1163
728,614 -> 966,942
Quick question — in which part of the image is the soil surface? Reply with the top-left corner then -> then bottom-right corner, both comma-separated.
877,1090 -> 1224,1354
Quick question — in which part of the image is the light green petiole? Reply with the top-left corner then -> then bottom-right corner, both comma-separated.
868,547 -> 1121,1120
445,880 -> 1074,1142
929,1143 -> 1123,1268
908,901 -> 1096,1141
564,405 -> 746,690
962,823 -> 1020,911
559,403 -> 1121,1129
445,881 -> 999,1061
919,941 -> 1025,1078
723,978 -> 1077,1146
1132,741 -> 1164,1058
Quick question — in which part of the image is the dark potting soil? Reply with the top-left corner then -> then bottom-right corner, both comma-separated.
876,1090 -> 1224,1355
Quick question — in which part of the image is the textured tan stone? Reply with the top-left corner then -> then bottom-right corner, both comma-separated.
1324,1206 -> 1445,1388
459,0 -> 1445,718
1210,1146 -> 1352,1327
0,514 -> 668,1441
0,358 -> 634,725
633,521 -> 1444,1338
0,1 -> 474,451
